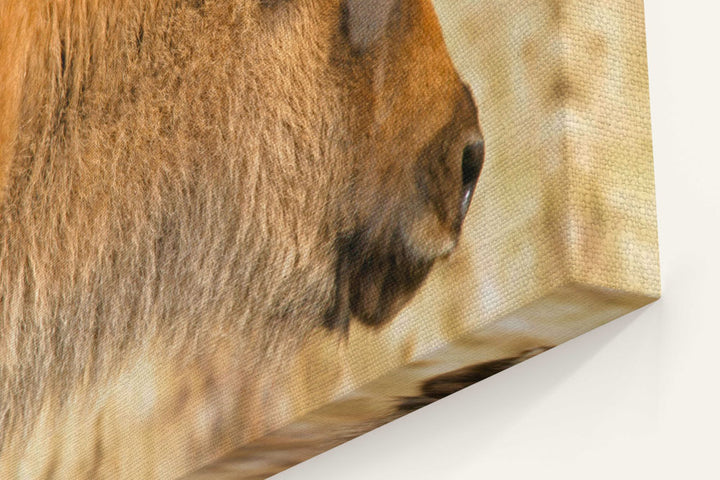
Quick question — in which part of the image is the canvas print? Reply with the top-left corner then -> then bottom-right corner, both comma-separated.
0,0 -> 659,478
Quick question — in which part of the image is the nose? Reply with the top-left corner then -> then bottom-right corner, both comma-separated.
459,139 -> 484,220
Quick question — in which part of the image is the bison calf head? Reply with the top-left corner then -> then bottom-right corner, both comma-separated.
321,0 -> 484,330
0,0 -> 483,355
0,0 -> 483,459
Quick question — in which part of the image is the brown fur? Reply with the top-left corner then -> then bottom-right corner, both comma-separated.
0,0 -> 481,475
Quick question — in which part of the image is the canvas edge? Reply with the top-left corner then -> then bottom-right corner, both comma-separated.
181,282 -> 658,479
563,0 -> 661,299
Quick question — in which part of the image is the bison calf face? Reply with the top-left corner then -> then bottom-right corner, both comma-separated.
323,0 -> 484,330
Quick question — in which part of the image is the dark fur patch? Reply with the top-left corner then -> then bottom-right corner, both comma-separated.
397,347 -> 552,412
259,0 -> 290,9
323,230 -> 433,333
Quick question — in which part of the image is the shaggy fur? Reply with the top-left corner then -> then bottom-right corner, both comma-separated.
0,0 -> 481,474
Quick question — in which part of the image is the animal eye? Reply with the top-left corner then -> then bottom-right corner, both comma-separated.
462,141 -> 484,189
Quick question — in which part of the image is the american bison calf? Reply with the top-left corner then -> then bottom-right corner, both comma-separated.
0,0 -> 482,476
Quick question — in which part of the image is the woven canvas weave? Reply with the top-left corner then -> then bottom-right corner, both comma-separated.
0,1 -> 658,478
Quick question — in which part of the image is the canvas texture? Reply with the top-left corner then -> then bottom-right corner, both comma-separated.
0,0 -> 658,478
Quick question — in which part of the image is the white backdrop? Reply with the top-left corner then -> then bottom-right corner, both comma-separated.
277,1 -> 720,478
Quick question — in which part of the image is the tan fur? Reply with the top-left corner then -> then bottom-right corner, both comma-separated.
0,0 -> 479,476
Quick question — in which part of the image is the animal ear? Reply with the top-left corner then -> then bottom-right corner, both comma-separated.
341,0 -> 397,51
